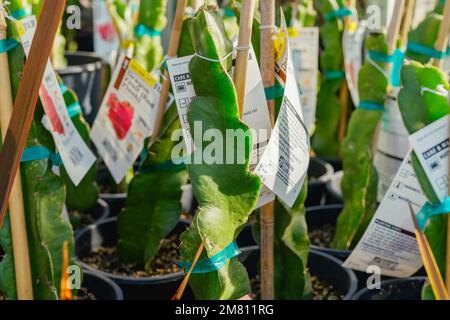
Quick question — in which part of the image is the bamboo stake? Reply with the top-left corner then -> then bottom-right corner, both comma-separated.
259,0 -> 275,301
371,0 -> 406,155
148,0 -> 187,148
433,0 -> 450,69
171,239 -> 206,300
338,0 -> 355,146
233,0 -> 256,118
0,2 -> 33,300
433,0 -> 450,294
447,78 -> 450,294
0,0 -> 66,227
409,203 -> 449,300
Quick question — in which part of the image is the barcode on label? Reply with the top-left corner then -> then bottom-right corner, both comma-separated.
102,139 -> 118,162
69,147 -> 83,166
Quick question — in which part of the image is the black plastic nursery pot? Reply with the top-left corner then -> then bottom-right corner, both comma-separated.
306,157 -> 334,207
57,51 -> 105,126
351,277 -> 427,300
70,198 -> 110,233
306,204 -> 351,261
81,270 -> 124,300
96,165 -> 127,218
239,246 -> 358,300
75,217 -> 190,300
325,171 -> 343,205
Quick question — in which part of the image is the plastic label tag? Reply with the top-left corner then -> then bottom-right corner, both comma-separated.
91,54 -> 171,183
18,15 -> 96,186
344,151 -> 424,277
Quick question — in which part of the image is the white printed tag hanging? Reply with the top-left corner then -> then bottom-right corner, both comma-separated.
17,16 -> 96,186
91,54 -> 172,183
255,11 -> 310,208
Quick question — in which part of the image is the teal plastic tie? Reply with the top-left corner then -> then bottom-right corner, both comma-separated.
59,83 -> 69,95
0,38 -> 19,53
264,83 -> 284,101
139,158 -> 186,173
134,24 -> 162,37
223,8 -> 235,17
178,241 -> 241,274
368,49 -> 405,87
21,146 -> 62,166
67,102 -> 82,117
416,197 -> 450,231
323,70 -> 345,81
359,100 -> 385,111
11,8 -> 31,20
324,7 -> 352,21
407,41 -> 450,60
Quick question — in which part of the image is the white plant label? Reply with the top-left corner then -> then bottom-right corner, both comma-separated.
409,115 -> 449,202
343,151 -> 424,277
93,0 -> 120,65
167,48 -> 275,208
343,19 -> 366,107
17,16 -> 96,186
255,13 -> 310,208
166,55 -> 196,154
375,89 -> 410,201
412,0 -> 438,28
91,54 -> 170,183
289,27 -> 319,133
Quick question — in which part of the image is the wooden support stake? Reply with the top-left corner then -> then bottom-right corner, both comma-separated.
371,0 -> 406,155
0,1 -> 33,300
338,0 -> 356,146
171,239 -> 206,300
233,0 -> 256,118
148,0 -> 187,148
0,0 -> 66,227
409,204 -> 449,300
433,0 -> 450,69
259,0 -> 275,301
433,0 -> 450,294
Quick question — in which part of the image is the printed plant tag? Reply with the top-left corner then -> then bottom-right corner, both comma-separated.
91,54 -> 170,183
290,27 -> 319,133
409,115 -> 449,202
255,12 -> 310,208
17,16 -> 96,186
375,89 -> 410,201
167,47 -> 275,208
93,0 -> 120,65
344,151 -> 424,277
343,19 -> 366,107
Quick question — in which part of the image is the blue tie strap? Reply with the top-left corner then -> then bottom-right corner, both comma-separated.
416,197 -> 450,231
359,101 -> 385,111
21,146 -> 62,166
0,38 -> 19,53
264,83 -> 284,101
178,241 -> 241,274
323,70 -> 346,81
139,158 -> 186,173
134,24 -> 162,37
11,8 -> 31,20
368,49 -> 405,87
67,102 -> 82,117
324,7 -> 352,21
407,42 -> 450,60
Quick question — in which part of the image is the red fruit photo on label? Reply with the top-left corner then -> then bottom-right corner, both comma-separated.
98,23 -> 116,42
40,86 -> 65,135
107,93 -> 134,140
